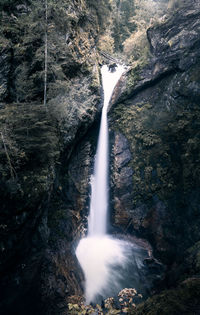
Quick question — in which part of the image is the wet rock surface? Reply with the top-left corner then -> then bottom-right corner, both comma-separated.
110,132 -> 133,226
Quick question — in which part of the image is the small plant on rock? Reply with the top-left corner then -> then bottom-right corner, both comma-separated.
67,287 -> 143,314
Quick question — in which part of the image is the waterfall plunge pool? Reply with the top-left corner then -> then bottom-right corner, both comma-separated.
75,65 -> 162,305
76,235 -> 153,304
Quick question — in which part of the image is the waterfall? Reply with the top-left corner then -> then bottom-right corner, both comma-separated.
88,64 -> 125,236
76,64 -> 149,305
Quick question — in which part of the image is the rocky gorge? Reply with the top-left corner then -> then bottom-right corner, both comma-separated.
0,0 -> 200,314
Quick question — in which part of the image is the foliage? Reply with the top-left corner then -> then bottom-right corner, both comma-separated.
97,33 -> 115,54
0,0 -> 28,13
111,0 -> 136,51
0,103 -> 59,176
130,0 -> 167,30
85,0 -> 111,30
123,29 -> 149,60
0,0 -> 106,103
67,288 -> 143,314
121,0 -> 167,61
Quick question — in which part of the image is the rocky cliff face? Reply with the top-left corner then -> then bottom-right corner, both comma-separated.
0,1 -> 110,314
109,0 -> 200,311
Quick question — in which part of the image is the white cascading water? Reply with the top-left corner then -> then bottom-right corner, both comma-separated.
76,65 -> 148,304
88,64 -> 125,235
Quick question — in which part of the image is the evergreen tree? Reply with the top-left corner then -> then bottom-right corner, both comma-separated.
0,0 -> 112,103
111,0 -> 136,51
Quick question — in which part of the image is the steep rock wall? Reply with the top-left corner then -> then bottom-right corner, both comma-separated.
0,1 -> 110,314
110,0 -> 200,264
107,2 -> 200,311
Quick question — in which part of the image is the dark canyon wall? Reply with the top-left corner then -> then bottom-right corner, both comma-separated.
1,0 -> 200,314
0,0 -> 110,314
110,0 -> 200,263
109,0 -> 200,312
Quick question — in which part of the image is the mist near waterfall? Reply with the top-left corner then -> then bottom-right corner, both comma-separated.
76,235 -> 149,304
76,65 -> 150,304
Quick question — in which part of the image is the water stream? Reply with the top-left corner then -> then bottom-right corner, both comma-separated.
76,65 -> 150,304
88,64 -> 125,236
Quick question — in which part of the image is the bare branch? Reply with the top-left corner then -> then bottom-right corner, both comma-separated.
1,131 -> 17,179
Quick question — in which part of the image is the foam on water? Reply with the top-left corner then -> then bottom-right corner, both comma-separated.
76,235 -> 127,303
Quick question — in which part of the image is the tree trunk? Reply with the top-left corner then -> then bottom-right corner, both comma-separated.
44,0 -> 48,107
